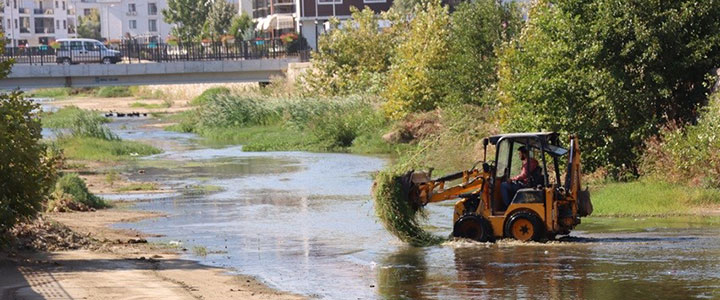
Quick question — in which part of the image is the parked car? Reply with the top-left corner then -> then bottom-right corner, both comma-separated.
55,38 -> 122,65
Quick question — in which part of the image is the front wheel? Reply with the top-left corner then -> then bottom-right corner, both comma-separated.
102,57 -> 112,64
453,215 -> 493,242
504,212 -> 544,242
61,57 -> 72,65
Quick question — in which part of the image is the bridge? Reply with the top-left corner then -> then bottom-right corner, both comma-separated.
0,39 -> 309,89
0,58 -> 302,89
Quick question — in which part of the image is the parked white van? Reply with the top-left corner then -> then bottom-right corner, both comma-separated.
55,38 -> 122,65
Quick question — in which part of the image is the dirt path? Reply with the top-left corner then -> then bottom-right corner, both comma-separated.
0,209 -> 305,300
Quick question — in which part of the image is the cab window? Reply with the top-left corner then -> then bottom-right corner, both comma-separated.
84,41 -> 99,51
495,139 -> 510,178
70,41 -> 82,50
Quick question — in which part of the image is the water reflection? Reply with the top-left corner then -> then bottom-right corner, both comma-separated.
376,234 -> 720,300
377,247 -> 430,299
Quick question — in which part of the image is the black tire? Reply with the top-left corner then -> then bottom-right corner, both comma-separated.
61,57 -> 71,65
504,211 -> 544,242
453,215 -> 493,242
102,57 -> 112,64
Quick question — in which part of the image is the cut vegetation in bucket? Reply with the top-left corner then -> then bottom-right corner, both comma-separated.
372,169 -> 445,247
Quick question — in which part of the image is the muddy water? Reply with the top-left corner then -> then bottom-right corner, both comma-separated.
103,119 -> 720,299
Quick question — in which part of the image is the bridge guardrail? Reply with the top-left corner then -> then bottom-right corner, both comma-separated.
2,39 -> 311,65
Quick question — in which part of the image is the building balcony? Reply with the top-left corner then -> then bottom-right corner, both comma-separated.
20,27 -> 30,33
34,8 -> 54,14
18,7 -> 31,14
126,11 -> 137,16
35,27 -> 55,34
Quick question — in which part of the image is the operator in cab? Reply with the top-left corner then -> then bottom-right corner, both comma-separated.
501,146 -> 539,207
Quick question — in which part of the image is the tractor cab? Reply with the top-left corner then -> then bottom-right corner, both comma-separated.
483,132 -> 568,216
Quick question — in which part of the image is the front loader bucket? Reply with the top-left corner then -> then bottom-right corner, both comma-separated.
398,170 -> 431,211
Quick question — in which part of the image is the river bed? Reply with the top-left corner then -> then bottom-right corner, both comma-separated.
96,118 -> 720,299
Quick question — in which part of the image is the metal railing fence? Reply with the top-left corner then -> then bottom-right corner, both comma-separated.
2,39 -> 310,65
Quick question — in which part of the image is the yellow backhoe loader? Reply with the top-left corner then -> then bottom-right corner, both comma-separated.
402,132 -> 592,242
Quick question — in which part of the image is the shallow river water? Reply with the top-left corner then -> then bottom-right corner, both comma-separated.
100,119 -> 720,299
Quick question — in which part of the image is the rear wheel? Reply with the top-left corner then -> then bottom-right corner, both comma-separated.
61,57 -> 71,65
453,215 -> 493,242
102,57 -> 112,64
504,212 -> 544,242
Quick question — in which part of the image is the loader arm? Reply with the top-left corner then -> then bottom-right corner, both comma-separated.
410,169 -> 489,207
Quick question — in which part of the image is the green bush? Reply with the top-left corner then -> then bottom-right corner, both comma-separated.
190,87 -> 231,106
95,86 -> 133,98
1,91 -> 58,235
52,173 -> 107,209
300,7 -> 396,97
641,94 -> 720,188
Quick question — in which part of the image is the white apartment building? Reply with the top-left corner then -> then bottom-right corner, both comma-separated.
74,0 -> 171,42
2,0 -> 78,46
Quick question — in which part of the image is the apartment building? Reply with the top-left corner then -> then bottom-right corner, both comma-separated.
74,0 -> 171,42
2,0 -> 78,46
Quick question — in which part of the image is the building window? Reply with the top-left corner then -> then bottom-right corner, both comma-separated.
62,1 -> 65,10
148,19 -> 156,32
14,19 -> 17,29
63,19 -> 66,29
363,0 -> 385,3
317,0 -> 342,5
56,20 -> 60,29
148,3 -> 157,15
55,1 -> 58,8
128,3 -> 135,12
83,8 -> 91,15
129,19 -> 136,29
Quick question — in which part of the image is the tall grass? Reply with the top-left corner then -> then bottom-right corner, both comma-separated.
95,86 -> 133,98
57,137 -> 162,161
173,93 -> 392,153
29,88 -> 72,99
42,106 -> 109,129
373,169 -> 445,246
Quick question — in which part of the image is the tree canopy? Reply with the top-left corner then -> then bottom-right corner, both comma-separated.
77,9 -> 102,40
497,0 -> 720,176
163,0 -> 211,42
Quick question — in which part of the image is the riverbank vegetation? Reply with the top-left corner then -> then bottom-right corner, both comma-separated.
163,0 -> 720,219
43,106 -> 162,161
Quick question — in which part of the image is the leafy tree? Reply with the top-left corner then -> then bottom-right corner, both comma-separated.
444,0 -> 523,106
77,9 -> 101,40
163,0 -> 210,42
229,12 -> 254,40
300,7 -> 396,96
204,0 -> 236,41
383,0 -> 451,119
497,0 -> 720,177
0,33 -> 57,236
